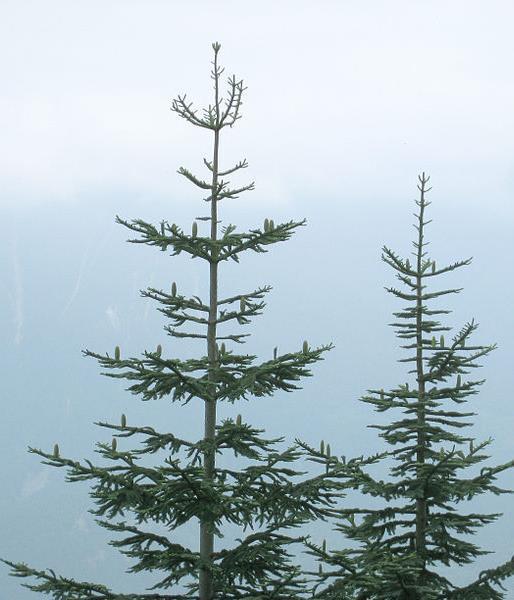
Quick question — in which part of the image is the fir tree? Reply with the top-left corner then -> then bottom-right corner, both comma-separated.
301,173 -> 514,599
2,42 -> 339,599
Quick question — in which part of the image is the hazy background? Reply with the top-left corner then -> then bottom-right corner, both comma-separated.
1,1 -> 513,597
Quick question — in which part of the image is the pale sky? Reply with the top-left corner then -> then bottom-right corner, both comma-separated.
1,1 -> 513,598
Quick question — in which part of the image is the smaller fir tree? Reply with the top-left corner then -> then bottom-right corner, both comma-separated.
301,173 -> 514,599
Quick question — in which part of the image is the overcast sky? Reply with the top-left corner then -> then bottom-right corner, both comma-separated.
1,1 -> 513,598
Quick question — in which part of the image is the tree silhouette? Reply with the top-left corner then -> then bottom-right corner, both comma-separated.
302,173 -> 514,599
2,42 -> 340,600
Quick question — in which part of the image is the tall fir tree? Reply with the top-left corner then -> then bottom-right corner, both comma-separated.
301,173 -> 514,599
2,42 -> 341,599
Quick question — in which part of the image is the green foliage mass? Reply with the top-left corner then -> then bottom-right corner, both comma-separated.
1,42 -> 340,600
2,44 -> 513,600
301,174 -> 514,599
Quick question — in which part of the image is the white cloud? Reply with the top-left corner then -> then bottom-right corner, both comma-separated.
62,225 -> 114,316
63,396 -> 72,417
0,1 -> 513,208
21,469 -> 50,498
9,239 -> 23,346
62,248 -> 89,317
86,548 -> 107,569
106,306 -> 121,330
73,513 -> 90,533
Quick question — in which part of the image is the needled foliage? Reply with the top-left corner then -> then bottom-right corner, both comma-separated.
2,43 -> 342,599
301,174 -> 514,599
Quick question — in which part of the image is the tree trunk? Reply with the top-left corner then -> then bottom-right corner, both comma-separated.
199,78 -> 221,600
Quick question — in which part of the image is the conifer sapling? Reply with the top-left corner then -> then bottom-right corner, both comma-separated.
301,173 -> 514,599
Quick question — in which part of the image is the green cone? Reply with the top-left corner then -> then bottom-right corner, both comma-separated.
111,438 -> 117,451
303,340 -> 308,354
53,444 -> 59,458
115,346 -> 120,360
172,282 -> 177,297
192,222 -> 198,238
121,414 -> 126,428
